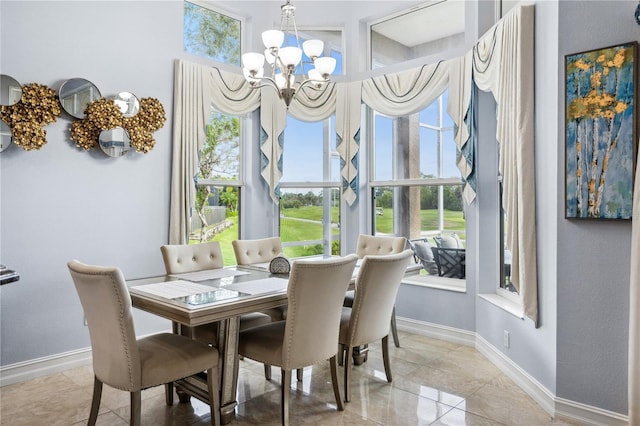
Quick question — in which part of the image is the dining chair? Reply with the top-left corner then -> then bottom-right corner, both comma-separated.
338,249 -> 413,402
231,237 -> 292,380
344,234 -> 406,348
67,260 -> 220,426
160,242 -> 273,343
237,254 -> 358,426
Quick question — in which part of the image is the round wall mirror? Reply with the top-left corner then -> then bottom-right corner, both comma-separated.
112,92 -> 140,117
0,119 -> 12,152
99,126 -> 131,157
0,75 -> 22,106
59,78 -> 101,119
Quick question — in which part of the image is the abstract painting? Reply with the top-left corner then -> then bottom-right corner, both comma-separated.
565,42 -> 637,220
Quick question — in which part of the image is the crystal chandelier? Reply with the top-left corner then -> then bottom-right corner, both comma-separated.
241,0 -> 337,108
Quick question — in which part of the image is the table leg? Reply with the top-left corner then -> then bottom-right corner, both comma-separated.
352,344 -> 369,365
217,317 -> 240,425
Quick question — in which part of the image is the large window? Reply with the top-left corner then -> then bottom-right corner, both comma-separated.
370,92 -> 466,279
192,112 -> 242,266
184,1 -> 241,66
279,117 -> 341,258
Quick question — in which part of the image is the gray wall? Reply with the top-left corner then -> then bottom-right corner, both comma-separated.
555,0 -> 634,414
0,0 -> 635,417
0,1 -> 183,364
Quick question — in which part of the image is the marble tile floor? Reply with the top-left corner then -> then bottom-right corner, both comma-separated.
0,332 -> 577,426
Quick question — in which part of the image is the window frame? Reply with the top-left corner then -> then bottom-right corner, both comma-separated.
368,94 -> 467,287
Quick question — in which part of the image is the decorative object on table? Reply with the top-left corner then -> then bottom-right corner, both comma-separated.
635,0 -> 640,25
69,95 -> 166,155
58,78 -> 101,119
269,256 -> 291,274
240,0 -> 337,108
0,81 -> 61,151
565,41 -> 638,220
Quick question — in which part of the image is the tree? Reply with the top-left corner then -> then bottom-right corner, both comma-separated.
183,2 -> 240,65
194,113 -> 240,242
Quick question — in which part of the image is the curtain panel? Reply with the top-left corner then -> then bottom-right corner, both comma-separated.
169,60 -> 259,244
471,4 -> 538,325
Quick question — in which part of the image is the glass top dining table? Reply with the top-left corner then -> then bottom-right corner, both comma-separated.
127,258 -> 421,424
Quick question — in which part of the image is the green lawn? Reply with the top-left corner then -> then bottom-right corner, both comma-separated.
195,207 -> 465,265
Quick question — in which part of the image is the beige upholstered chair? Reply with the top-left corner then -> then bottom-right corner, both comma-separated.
160,242 -> 273,342
238,254 -> 358,426
345,234 -> 407,348
232,236 -> 283,266
67,260 -> 220,426
338,250 -> 413,402
231,237 -> 286,322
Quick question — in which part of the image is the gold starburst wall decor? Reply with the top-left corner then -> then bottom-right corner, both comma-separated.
0,83 -> 62,151
70,97 -> 166,153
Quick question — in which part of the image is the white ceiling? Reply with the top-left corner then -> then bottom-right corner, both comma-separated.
371,0 -> 465,48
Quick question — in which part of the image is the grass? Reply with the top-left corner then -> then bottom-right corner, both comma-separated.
194,207 -> 465,265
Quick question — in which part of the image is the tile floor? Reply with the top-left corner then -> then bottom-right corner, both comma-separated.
0,332 -> 576,426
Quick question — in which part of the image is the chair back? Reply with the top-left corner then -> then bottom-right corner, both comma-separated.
355,234 -> 406,258
345,250 -> 413,346
232,237 -> 282,265
160,241 -> 223,274
282,254 -> 358,369
431,247 -> 466,278
67,260 -> 141,391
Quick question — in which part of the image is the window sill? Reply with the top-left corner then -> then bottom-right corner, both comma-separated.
478,293 -> 524,319
402,274 -> 466,293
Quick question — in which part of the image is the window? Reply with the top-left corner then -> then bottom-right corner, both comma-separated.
370,1 -> 465,69
279,117 -> 341,258
183,1 -> 241,66
191,112 -> 242,266
370,91 -> 466,280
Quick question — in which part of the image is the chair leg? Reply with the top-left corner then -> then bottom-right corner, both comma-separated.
343,345 -> 354,402
281,369 -> 292,426
296,368 -> 303,382
337,344 -> 345,366
391,305 -> 400,348
207,367 -> 221,426
382,335 -> 393,383
264,364 -> 272,380
130,390 -> 141,426
165,382 -> 174,405
329,356 -> 344,411
88,376 -> 103,426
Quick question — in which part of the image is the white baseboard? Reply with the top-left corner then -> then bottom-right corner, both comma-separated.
396,316 -> 476,347
397,317 -> 629,426
0,347 -> 93,387
2,320 -> 631,426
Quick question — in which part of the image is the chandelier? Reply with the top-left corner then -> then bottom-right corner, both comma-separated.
241,0 -> 337,108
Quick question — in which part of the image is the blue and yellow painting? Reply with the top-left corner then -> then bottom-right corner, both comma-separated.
565,42 -> 637,219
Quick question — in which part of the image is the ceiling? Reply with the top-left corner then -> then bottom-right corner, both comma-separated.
371,0 -> 465,48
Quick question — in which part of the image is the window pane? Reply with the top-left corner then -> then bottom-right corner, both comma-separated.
282,118 -> 323,181
279,187 -> 340,258
373,114 -> 393,180
190,185 -> 239,267
374,184 -> 465,276
200,112 -> 240,180
370,1 -> 465,69
184,1 -> 241,66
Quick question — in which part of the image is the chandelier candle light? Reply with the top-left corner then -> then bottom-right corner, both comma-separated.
241,0 -> 337,108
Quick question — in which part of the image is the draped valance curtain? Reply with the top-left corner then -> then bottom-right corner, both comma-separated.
169,4 -> 537,325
